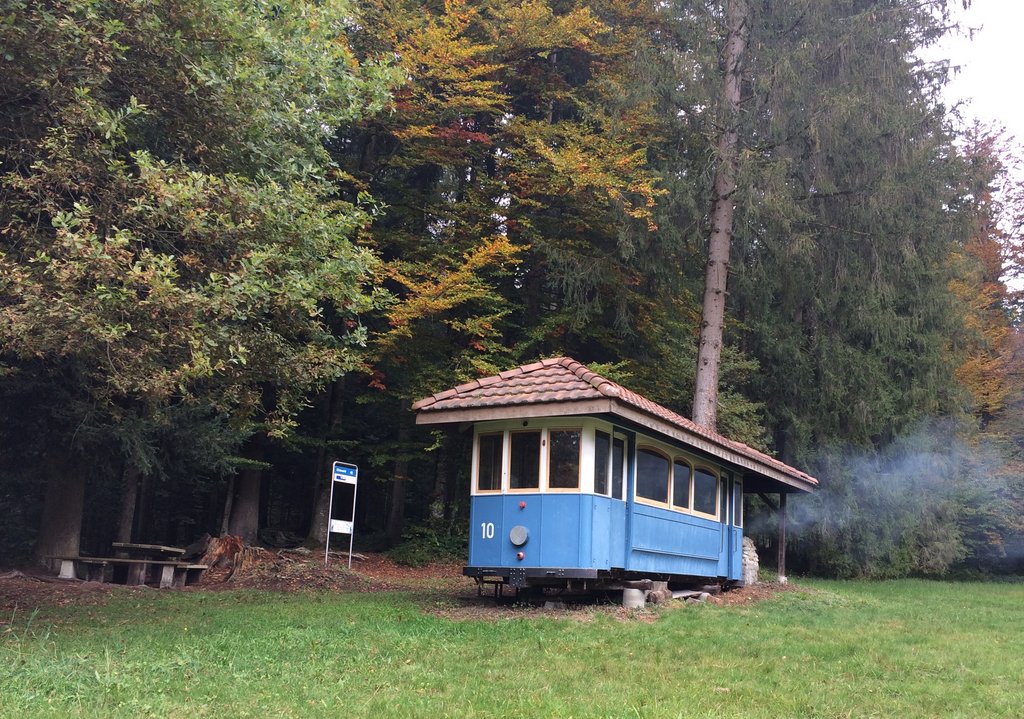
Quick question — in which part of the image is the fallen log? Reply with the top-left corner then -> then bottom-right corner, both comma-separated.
325,550 -> 367,562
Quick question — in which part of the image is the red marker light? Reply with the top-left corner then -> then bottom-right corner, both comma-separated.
519,501 -> 526,510
516,552 -> 525,561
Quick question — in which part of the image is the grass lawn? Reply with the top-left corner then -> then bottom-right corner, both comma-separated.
2,579 -> 1022,718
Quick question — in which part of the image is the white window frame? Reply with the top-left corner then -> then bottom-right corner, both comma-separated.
473,431 -> 505,494
634,445 -> 672,508
545,427 -> 583,492
508,428 -> 543,493
690,466 -> 720,520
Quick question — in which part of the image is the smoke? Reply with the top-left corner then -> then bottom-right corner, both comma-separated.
748,419 -> 1024,577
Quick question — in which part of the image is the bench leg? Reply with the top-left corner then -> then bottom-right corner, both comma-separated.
86,563 -> 108,582
159,565 -> 176,589
58,559 -> 76,580
126,562 -> 148,586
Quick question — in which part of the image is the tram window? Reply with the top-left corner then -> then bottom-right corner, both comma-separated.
720,477 -> 729,522
636,448 -> 669,504
611,437 -> 625,499
548,429 -> 581,489
477,433 -> 503,492
693,469 -> 718,516
672,460 -> 691,510
594,431 -> 610,495
510,431 -> 540,489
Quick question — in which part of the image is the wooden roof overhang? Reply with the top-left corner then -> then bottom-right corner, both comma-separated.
413,358 -> 817,495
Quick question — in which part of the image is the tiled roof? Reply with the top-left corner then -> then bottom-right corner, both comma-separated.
413,357 -> 817,489
411,358 -> 618,410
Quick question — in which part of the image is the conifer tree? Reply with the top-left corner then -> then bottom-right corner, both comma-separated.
692,0 -> 750,431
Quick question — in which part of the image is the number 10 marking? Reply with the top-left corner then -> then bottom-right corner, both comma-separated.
480,522 -> 495,539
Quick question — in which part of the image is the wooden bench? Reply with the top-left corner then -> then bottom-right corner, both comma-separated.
47,557 -> 208,588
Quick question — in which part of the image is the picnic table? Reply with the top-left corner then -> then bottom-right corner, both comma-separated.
48,542 -> 207,588
112,542 -> 188,585
113,542 -> 186,560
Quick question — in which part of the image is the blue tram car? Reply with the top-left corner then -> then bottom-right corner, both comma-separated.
414,358 -> 816,592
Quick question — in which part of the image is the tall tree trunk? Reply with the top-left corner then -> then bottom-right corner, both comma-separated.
228,438 -> 266,543
115,463 -> 140,544
228,466 -> 263,543
385,421 -> 411,545
693,0 -> 751,430
306,379 -> 345,547
32,452 -> 84,566
135,468 -> 152,540
220,474 -> 235,536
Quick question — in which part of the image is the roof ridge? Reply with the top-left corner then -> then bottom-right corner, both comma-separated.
557,357 -> 622,397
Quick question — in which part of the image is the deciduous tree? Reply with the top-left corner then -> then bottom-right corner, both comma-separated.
0,0 -> 392,560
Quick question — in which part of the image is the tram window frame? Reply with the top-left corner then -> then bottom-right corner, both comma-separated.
611,436 -> 626,500
636,447 -> 670,505
509,430 -> 541,491
672,459 -> 691,510
692,467 -> 719,519
475,432 -> 504,493
547,428 -> 582,491
594,430 -> 611,496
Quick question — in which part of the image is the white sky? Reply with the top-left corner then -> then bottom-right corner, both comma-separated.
929,1 -> 1024,289
933,0 -> 1024,143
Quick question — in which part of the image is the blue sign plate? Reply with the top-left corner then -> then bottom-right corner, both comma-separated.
332,461 -> 358,483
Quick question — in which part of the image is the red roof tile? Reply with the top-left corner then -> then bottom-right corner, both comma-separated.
413,357 -> 817,489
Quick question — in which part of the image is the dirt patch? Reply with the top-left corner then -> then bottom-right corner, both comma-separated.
0,570 -> 153,624
0,552 -> 475,623
199,548 -> 470,594
0,555 -> 792,625
708,580 -> 796,606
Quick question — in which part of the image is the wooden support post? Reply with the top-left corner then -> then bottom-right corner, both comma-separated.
159,564 -> 176,589
777,492 -> 788,584
126,562 -> 148,586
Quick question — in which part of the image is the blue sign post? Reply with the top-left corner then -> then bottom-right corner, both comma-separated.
325,461 -> 359,569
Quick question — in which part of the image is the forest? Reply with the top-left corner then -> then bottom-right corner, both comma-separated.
2,0 -> 1022,578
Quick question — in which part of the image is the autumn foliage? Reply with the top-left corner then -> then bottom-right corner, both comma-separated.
1,0 -> 1024,577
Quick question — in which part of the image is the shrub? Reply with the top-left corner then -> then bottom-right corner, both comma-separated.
388,525 -> 467,567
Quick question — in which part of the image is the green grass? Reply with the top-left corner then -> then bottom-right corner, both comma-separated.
2,580 -> 1023,718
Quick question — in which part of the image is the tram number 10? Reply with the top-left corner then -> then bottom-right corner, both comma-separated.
480,522 -> 495,539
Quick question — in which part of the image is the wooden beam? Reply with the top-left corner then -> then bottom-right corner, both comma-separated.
777,492 -> 788,582
415,399 -> 614,425
757,492 -> 778,510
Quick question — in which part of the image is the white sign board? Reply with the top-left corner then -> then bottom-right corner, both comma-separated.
325,461 -> 359,569
330,519 -> 353,534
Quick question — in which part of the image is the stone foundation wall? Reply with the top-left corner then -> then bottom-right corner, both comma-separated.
741,535 -> 759,586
